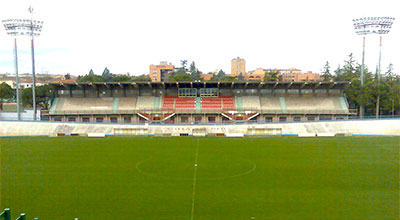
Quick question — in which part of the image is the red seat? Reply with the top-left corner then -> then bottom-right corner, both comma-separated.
163,96 -> 195,110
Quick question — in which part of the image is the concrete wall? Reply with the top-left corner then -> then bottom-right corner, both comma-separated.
0,119 -> 399,136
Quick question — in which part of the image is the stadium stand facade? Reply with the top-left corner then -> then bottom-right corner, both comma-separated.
42,81 -> 355,124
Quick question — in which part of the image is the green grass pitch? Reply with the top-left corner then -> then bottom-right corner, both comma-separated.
1,136 -> 399,220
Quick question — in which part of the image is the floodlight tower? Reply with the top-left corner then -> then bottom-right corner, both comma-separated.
2,20 -> 22,120
352,17 -> 395,118
2,11 -> 43,121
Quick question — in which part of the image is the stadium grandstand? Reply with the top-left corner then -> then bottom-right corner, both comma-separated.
42,81 -> 356,123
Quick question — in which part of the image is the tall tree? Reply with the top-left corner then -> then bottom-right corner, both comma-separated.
0,82 -> 14,100
166,70 -> 176,81
217,69 -> 226,80
166,68 -> 192,82
344,53 -> 357,73
336,53 -> 359,81
21,88 -> 32,107
21,85 -> 51,108
331,54 -> 390,117
385,63 -> 394,81
35,84 -> 52,109
102,67 -> 113,82
189,61 -> 196,73
321,61 -> 332,81
77,69 -> 104,82
189,61 -> 201,81
180,60 -> 188,70
334,65 -> 342,78
264,70 -> 279,82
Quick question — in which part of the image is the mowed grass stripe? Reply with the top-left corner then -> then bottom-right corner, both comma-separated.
1,136 -> 399,220
1,137 -> 195,220
194,137 -> 399,220
190,139 -> 200,220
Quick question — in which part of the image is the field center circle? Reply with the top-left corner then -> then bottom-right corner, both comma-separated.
136,158 -> 256,181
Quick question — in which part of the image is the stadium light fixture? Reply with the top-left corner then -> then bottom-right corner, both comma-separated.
352,16 -> 395,118
2,19 -> 44,37
2,7 -> 44,120
353,17 -> 395,35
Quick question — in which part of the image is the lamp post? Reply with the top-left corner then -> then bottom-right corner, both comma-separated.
2,16 -> 43,121
352,17 -> 394,118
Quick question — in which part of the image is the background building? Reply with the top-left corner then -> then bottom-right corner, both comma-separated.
149,61 -> 175,82
0,73 -> 69,89
200,73 -> 213,81
231,57 -> 246,76
281,70 -> 320,82
246,68 -> 267,81
279,68 -> 302,81
245,68 -> 321,82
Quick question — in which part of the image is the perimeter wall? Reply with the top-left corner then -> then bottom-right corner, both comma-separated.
0,119 -> 399,136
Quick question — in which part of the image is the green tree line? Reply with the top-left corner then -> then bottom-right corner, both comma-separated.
77,67 -> 151,83
0,83 -> 52,109
167,60 -> 247,82
322,54 -> 399,116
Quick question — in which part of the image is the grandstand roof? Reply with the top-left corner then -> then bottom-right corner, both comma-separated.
51,81 -> 349,90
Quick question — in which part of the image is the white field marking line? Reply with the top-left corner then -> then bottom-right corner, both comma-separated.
135,159 -> 158,177
190,139 -> 200,220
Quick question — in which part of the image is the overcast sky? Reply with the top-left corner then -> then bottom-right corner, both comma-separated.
0,0 -> 398,76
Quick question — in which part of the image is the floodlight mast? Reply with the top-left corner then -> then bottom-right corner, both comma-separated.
2,15 -> 43,121
29,6 -> 40,121
13,37 -> 21,120
352,17 -> 395,118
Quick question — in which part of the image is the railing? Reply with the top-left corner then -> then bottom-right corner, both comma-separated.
45,108 -> 353,115
49,90 -> 56,107
148,115 -> 400,125
348,114 -> 400,120
1,114 -> 399,125
343,93 -> 350,108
